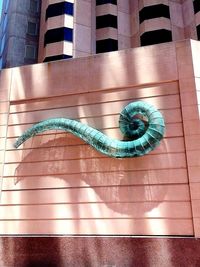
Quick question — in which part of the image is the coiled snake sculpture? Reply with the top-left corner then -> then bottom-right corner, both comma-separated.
14,101 -> 165,158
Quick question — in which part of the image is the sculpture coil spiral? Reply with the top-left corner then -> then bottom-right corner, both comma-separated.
14,101 -> 165,158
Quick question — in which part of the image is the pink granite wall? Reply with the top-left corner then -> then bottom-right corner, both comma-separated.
0,40 -> 199,236
1,237 -> 200,267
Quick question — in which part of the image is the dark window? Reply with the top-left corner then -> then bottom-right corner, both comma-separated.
96,39 -> 118,53
44,27 -> 73,46
139,4 -> 170,24
140,29 -> 172,46
27,21 -> 37,35
194,0 -> 200,14
25,45 -> 37,59
46,2 -> 73,20
197,24 -> 200,40
96,15 -> 117,29
96,0 -> 117,5
30,0 -> 39,13
44,54 -> 72,62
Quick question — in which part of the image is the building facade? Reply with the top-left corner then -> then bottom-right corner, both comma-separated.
39,0 -> 200,62
1,0 -> 200,67
1,1 -> 200,266
1,38 -> 200,266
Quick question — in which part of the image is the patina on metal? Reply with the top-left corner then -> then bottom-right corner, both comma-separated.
14,101 -> 165,158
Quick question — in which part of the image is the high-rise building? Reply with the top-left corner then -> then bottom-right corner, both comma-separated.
1,0 -> 200,67
38,0 -> 200,62
0,0 -> 41,68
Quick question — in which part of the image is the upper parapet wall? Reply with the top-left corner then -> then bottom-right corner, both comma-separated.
11,41 -> 180,101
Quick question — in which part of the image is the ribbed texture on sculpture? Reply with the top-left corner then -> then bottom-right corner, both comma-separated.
14,101 -> 165,157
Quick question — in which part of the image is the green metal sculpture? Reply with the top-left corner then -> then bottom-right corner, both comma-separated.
14,101 -> 165,158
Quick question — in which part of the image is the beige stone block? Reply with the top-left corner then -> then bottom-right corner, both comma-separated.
11,42 -> 178,101
169,1 -> 184,28
195,11 -> 200,26
118,0 -> 130,14
7,97 -> 180,127
0,102 -> 9,114
4,137 -> 184,163
0,164 -> 3,176
0,114 -> 8,126
182,0 -> 196,26
140,18 -> 171,35
182,105 -> 200,121
74,0 -> 91,27
45,42 -> 63,57
131,33 -> 140,48
131,14 -> 140,35
0,201 -> 193,220
185,135 -> 200,151
96,28 -> 117,41
176,40 -> 194,79
172,0 -> 182,3
184,120 -> 200,136
91,0 -> 96,54
184,23 -> 197,40
46,15 -> 73,31
118,12 -> 131,37
130,0 -> 139,14
172,25 -> 185,41
96,4 -> 117,16
192,200 -> 200,217
193,218 -> 200,237
1,169 -> 188,190
0,182 -> 189,205
0,218 -> 193,236
180,91 -> 198,106
0,137 -> 6,148
8,82 -> 179,114
45,41 -> 73,58
63,42 -> 73,55
187,150 -> 200,167
188,166 -> 200,183
0,69 -> 12,102
0,126 -> 7,138
0,151 -> 4,162
64,14 -> 74,29
0,90 -> 10,101
73,50 -> 90,58
118,35 -> 131,50
74,24 -> 91,53
190,183 -> 200,199
179,77 -> 196,94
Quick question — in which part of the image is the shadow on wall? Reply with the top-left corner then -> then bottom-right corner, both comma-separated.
13,134 -> 169,216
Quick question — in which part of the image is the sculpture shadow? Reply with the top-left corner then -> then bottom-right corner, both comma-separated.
13,134 -> 169,217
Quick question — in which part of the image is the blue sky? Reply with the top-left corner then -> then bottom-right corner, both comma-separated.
0,0 -> 2,20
